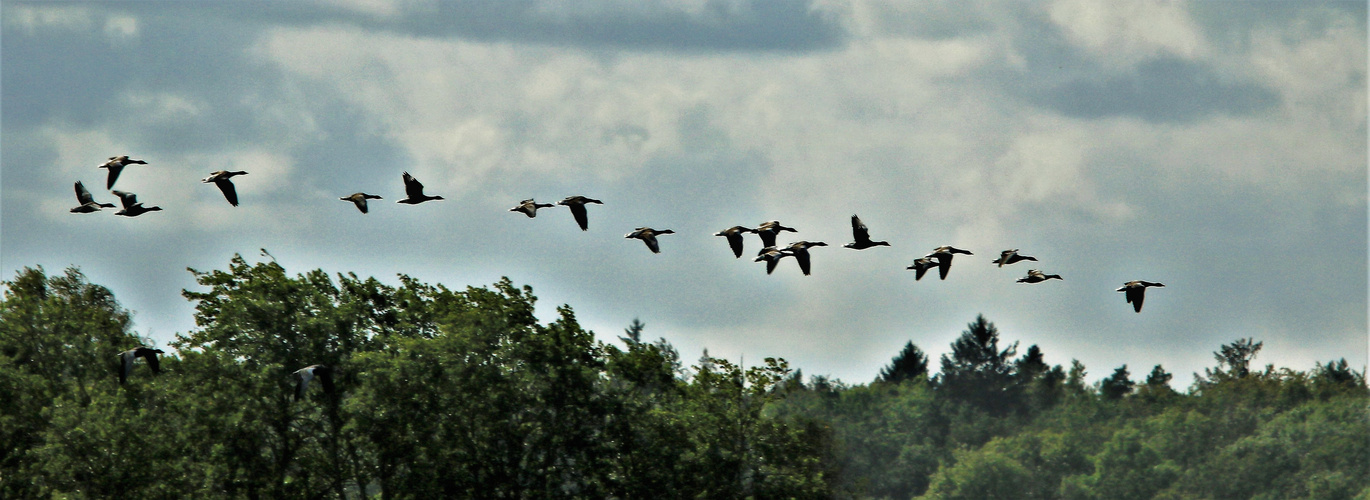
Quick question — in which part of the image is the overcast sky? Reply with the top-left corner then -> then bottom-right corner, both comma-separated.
3,0 -> 1365,388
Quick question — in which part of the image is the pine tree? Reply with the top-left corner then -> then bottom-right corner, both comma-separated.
1100,365 -> 1134,400
878,341 -> 929,383
937,315 -> 1020,415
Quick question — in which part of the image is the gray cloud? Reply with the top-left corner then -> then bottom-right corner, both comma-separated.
1031,57 -> 1281,123
2,1 -> 1363,389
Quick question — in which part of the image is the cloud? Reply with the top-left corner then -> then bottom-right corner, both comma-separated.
1048,0 -> 1208,67
1031,56 -> 1281,123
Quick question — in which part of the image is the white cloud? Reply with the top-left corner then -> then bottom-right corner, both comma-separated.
104,14 -> 138,40
4,5 -> 96,34
1048,0 -> 1208,67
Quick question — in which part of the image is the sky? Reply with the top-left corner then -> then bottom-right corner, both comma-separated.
3,0 -> 1366,388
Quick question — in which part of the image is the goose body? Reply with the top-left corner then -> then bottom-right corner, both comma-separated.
927,246 -> 973,280
625,227 -> 674,253
510,199 -> 554,218
98,155 -> 147,190
993,249 -> 1038,267
202,170 -> 248,206
907,256 -> 939,281
1017,269 -> 1062,284
558,196 -> 603,230
341,193 -> 382,213
844,215 -> 889,250
396,172 -> 443,204
1117,280 -> 1165,313
714,225 -> 756,258
783,241 -> 828,276
70,181 -> 116,213
755,220 -> 797,248
118,346 -> 164,384
754,246 -> 794,275
292,364 -> 336,401
112,190 -> 162,217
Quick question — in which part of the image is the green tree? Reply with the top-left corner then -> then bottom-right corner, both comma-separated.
937,315 -> 1020,416
878,341 -> 929,384
1099,365 -> 1134,400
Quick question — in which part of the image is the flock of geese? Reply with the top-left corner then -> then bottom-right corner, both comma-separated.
77,155 -> 1165,390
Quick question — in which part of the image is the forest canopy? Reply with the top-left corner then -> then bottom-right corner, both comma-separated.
2,257 -> 1366,499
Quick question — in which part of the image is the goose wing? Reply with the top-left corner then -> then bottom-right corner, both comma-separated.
402,172 -> 425,199
936,255 -> 952,280
142,349 -> 161,374
75,182 -> 96,205
294,366 -> 315,400
318,367 -> 335,395
642,233 -> 660,253
119,350 -> 135,384
1126,287 -> 1145,312
725,233 -> 744,258
793,250 -> 812,276
851,215 -> 871,244
104,165 -> 125,190
215,179 -> 239,206
569,203 -> 590,230
112,190 -> 138,209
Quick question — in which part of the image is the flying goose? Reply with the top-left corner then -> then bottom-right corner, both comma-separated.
558,196 -> 603,230
510,199 -> 554,218
98,155 -> 147,190
714,226 -> 757,258
783,241 -> 828,276
625,227 -> 674,253
906,256 -> 939,281
69,181 -> 116,213
1017,269 -> 1063,284
754,246 -> 794,275
396,172 -> 443,204
292,364 -> 336,401
118,346 -> 164,384
992,249 -> 1038,267
755,220 -> 798,248
927,246 -> 973,280
202,170 -> 248,206
1117,280 -> 1165,313
340,193 -> 382,213
111,190 -> 162,217
843,215 -> 889,250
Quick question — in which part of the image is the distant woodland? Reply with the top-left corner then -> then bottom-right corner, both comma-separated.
2,255 -> 1367,499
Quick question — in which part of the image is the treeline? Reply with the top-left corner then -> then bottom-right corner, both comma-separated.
1,257 -> 1366,499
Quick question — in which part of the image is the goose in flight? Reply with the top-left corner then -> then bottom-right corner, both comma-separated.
69,181 -> 115,213
754,246 -> 793,275
340,193 -> 382,213
510,199 -> 554,218
783,241 -> 828,276
1117,280 -> 1165,313
118,346 -> 164,384
843,215 -> 889,250
927,246 -> 973,280
558,196 -> 602,230
202,170 -> 248,206
625,227 -> 674,253
396,172 -> 443,204
98,155 -> 147,190
906,256 -> 939,281
112,190 -> 162,217
1017,269 -> 1062,284
714,226 -> 756,258
292,364 -> 336,401
755,220 -> 797,248
992,249 -> 1038,267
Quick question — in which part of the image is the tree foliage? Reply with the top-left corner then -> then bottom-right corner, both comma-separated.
3,261 -> 1366,499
